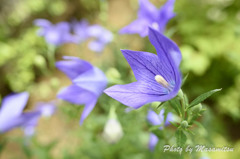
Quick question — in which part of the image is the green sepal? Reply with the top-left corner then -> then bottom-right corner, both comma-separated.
169,98 -> 182,116
183,94 -> 189,108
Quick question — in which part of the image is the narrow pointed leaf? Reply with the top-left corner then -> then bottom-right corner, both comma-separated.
157,102 -> 166,109
188,88 -> 222,108
185,129 -> 195,136
193,121 -> 204,129
149,124 -> 163,131
181,73 -> 189,87
169,121 -> 179,128
183,94 -> 189,108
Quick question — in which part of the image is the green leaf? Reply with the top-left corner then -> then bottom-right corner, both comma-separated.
157,102 -> 164,109
175,129 -> 187,147
181,73 -> 189,86
193,121 -> 204,129
188,88 -> 222,108
151,129 -> 164,139
0,139 -> 7,154
22,144 -> 32,158
169,121 -> 179,128
169,98 -> 182,116
149,124 -> 163,131
185,129 -> 195,136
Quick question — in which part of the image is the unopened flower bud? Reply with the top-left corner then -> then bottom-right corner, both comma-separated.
102,119 -> 123,144
191,103 -> 202,114
181,120 -> 188,128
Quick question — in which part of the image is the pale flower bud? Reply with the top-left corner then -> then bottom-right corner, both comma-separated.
102,119 -> 123,144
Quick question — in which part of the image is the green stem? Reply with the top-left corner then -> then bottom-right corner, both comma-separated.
47,45 -> 56,70
109,105 -> 117,119
180,97 -> 185,120
178,89 -> 185,120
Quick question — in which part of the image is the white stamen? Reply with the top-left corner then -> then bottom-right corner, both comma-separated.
151,22 -> 159,30
155,75 -> 169,88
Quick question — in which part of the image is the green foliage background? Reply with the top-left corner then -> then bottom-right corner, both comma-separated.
0,0 -> 240,159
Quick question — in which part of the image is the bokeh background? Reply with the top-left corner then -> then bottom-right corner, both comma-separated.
0,0 -> 240,158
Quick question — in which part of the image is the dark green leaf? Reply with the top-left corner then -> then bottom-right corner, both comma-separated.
0,139 -> 7,154
175,129 -> 187,147
22,144 -> 32,158
151,129 -> 164,139
157,102 -> 164,109
188,88 -> 222,108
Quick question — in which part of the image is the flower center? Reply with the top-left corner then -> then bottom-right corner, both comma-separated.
151,22 -> 159,30
155,75 -> 169,89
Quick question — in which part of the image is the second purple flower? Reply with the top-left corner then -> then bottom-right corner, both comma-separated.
56,56 -> 107,124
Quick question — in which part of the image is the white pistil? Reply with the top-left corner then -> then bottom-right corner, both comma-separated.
155,75 -> 169,88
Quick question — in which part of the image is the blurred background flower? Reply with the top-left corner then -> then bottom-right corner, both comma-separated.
0,92 -> 40,133
56,56 -> 107,124
119,0 -> 175,36
147,109 -> 173,151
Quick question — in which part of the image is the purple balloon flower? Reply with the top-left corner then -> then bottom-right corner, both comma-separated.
35,19 -> 113,52
56,56 -> 107,124
34,19 -> 77,46
149,133 -> 159,151
22,112 -> 41,137
36,102 -> 56,118
119,0 -> 176,37
104,28 -> 182,108
147,109 -> 173,151
72,19 -> 90,43
87,25 -> 113,52
72,21 -> 113,52
22,102 -> 56,137
0,92 -> 41,133
147,109 -> 173,129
